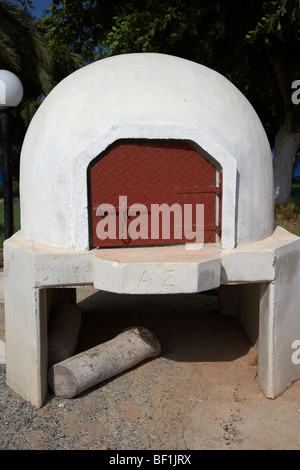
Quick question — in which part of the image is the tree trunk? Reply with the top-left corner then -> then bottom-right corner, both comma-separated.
273,113 -> 300,204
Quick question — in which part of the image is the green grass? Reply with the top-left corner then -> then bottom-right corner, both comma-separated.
275,181 -> 300,236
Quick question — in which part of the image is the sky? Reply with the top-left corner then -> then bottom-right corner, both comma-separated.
10,0 -> 53,19
27,0 -> 52,19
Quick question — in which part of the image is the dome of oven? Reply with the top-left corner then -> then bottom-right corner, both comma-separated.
19,53 -> 274,250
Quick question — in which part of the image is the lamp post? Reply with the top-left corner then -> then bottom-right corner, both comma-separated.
0,70 -> 23,240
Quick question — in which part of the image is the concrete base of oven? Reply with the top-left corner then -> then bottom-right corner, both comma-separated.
3,225 -> 300,407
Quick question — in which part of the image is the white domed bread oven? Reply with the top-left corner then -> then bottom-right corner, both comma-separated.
4,53 -> 300,407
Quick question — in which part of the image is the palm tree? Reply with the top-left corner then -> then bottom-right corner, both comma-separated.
0,1 -> 85,107
0,0 -> 54,100
0,1 -> 85,186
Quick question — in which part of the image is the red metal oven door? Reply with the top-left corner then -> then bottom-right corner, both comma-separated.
88,140 -> 221,248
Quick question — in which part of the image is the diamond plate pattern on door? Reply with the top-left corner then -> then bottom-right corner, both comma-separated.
88,140 -> 222,248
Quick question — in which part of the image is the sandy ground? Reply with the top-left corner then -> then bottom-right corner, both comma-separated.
0,286 -> 300,450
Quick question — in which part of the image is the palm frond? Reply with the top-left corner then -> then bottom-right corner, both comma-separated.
0,29 -> 21,72
0,0 -> 53,94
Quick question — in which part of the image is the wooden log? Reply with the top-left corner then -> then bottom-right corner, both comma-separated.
48,302 -> 82,367
48,326 -> 161,398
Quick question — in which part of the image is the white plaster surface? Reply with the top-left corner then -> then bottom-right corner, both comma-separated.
19,53 -> 274,250
258,238 -> 300,397
0,340 -> 5,365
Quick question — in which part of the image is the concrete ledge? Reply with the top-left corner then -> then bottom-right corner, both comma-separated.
94,250 -> 221,294
3,226 -> 299,295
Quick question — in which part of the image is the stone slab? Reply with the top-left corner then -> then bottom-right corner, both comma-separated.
93,244 -> 222,294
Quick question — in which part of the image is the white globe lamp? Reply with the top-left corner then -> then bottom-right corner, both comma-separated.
0,70 -> 23,240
